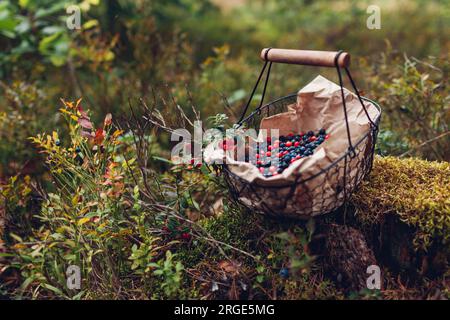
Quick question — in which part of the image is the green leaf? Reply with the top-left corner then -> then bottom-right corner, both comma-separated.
82,19 -> 98,30
19,0 -> 31,8
256,274 -> 265,283
228,89 -> 246,104
38,33 -> 61,54
42,283 -> 64,296
35,3 -> 66,19
49,54 -> 67,66
20,276 -> 35,292
152,156 -> 173,164
0,16 -> 19,38
153,270 -> 164,276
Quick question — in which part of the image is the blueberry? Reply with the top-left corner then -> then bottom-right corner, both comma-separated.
75,155 -> 83,165
279,268 -> 289,279
319,128 -> 326,135
55,140 -> 61,146
75,147 -> 81,153
307,130 -> 314,136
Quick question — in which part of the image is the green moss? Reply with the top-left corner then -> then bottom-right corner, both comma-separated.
200,203 -> 261,254
282,276 -> 343,300
352,156 -> 450,249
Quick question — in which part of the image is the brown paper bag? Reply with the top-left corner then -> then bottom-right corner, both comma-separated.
206,75 -> 380,218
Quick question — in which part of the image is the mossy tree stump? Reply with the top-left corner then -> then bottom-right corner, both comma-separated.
349,156 -> 449,279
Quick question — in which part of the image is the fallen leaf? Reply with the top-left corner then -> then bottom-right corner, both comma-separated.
218,260 -> 240,275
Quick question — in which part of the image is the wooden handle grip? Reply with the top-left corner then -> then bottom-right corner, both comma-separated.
260,48 -> 350,68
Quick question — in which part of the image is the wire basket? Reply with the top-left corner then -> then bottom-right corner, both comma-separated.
220,48 -> 381,218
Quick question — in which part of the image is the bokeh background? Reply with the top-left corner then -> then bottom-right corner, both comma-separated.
1,0 -> 449,178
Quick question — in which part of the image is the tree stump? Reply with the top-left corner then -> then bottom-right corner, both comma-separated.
321,224 -> 378,291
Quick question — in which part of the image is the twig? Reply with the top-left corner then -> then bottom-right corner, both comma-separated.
399,131 -> 450,158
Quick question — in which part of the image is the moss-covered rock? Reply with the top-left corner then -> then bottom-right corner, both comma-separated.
352,156 -> 449,249
351,156 -> 449,277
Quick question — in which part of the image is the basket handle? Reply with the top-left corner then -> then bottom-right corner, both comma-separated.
238,48 -> 377,153
260,48 -> 350,68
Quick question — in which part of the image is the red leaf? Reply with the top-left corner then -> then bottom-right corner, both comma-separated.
78,117 -> 93,130
77,104 -> 88,119
80,130 -> 93,139
94,128 -> 105,145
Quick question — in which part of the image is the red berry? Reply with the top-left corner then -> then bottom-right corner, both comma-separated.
268,145 -> 272,151
277,152 -> 282,158
288,133 -> 293,137
190,158 -> 195,164
266,151 -> 272,157
256,160 -> 262,165
295,155 -> 301,160
269,166 -> 276,173
256,154 -> 260,159
286,141 -> 292,147
325,134 -> 330,140
290,159 -> 295,163
181,232 -> 191,240
259,167 -> 265,174
196,163 -> 202,168
267,137 -> 271,143
294,141 -> 300,147
221,138 -> 234,151
309,136 -> 317,142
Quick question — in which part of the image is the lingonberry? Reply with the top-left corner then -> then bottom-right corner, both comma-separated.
181,233 -> 191,240
254,129 -> 327,177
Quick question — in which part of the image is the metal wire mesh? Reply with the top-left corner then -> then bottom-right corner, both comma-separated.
221,94 -> 381,218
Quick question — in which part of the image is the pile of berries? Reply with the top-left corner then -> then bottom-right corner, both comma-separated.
252,129 -> 329,178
